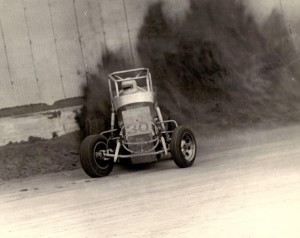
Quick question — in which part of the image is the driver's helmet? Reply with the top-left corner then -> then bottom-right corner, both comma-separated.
120,80 -> 138,95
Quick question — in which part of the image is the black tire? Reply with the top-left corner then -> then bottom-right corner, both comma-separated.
167,113 -> 182,131
85,118 -> 105,136
170,126 -> 197,168
80,135 -> 113,177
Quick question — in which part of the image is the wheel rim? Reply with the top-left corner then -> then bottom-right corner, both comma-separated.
93,141 -> 110,169
180,132 -> 196,161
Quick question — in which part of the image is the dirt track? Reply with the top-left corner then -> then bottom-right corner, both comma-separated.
1,124 -> 300,237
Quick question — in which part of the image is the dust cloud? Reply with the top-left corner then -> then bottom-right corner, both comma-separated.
137,0 -> 300,127
79,0 -> 300,136
75,50 -> 133,137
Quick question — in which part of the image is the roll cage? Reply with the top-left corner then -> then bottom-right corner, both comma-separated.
108,68 -> 154,99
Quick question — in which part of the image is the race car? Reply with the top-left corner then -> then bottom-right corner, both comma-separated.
80,68 -> 197,177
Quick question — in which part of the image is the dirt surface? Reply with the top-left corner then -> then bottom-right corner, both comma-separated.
0,132 -> 81,180
0,120 -> 297,181
0,124 -> 300,237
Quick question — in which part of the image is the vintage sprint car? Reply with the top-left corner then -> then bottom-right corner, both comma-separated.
80,68 -> 197,177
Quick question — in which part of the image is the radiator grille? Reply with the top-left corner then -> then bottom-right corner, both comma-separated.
127,134 -> 154,153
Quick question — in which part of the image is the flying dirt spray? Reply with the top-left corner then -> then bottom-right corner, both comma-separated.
137,0 -> 300,126
77,0 -> 300,137
75,50 -> 133,137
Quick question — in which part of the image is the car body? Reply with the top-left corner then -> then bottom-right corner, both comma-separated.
80,68 -> 197,177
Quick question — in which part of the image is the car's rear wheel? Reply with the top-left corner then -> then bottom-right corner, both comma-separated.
80,135 -> 113,177
170,126 -> 197,168
85,118 -> 105,136
167,113 -> 182,132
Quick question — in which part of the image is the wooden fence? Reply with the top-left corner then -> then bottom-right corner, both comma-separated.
0,0 -> 188,109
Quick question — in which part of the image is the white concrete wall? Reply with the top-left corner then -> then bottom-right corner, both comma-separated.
0,0 -> 189,110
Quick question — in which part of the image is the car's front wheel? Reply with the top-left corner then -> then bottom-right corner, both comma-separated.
170,126 -> 197,168
80,135 -> 113,177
